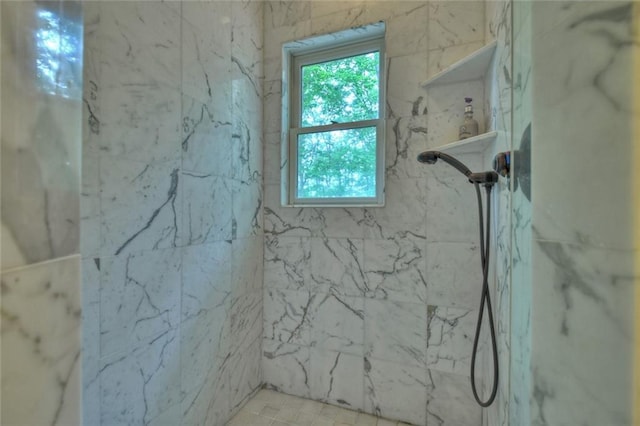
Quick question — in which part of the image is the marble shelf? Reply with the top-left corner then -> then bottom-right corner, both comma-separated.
421,41 -> 497,88
434,131 -> 497,155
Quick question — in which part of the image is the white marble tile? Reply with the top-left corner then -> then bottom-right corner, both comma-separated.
1,256 -> 81,426
263,340 -> 311,398
182,172 -> 233,245
99,157 -> 181,256
363,178 -> 426,240
181,242 -> 232,394
264,236 -> 312,291
264,288 -> 314,346
98,82 -> 181,164
530,1 -> 635,249
181,356 -> 229,426
364,299 -> 427,367
99,328 -> 181,425
232,236 -> 264,297
385,53 -> 428,119
81,154 -> 101,258
229,335 -> 263,413
310,237 -> 367,296
312,208 -> 369,239
264,132 -> 282,186
82,257 -> 101,426
230,290 -> 263,354
232,180 -> 263,239
428,1 -> 485,50
385,116 -> 429,180
231,0 -> 264,78
427,41 -> 486,79
364,235 -> 427,304
426,370 -> 482,426
529,241 -> 635,425
309,350 -> 364,411
425,242 -> 481,309
309,291 -> 364,355
181,2 -> 232,105
426,305 -> 476,376
231,94 -> 263,185
264,79 -> 282,135
424,170 -> 479,244
100,247 -> 181,356
265,1 -> 311,30
263,184 -> 316,238
181,95 -> 233,177
364,358 -> 427,426
385,5 -> 429,58
98,3 -> 180,89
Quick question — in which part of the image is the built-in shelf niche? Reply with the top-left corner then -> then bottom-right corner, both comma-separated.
434,131 -> 498,155
421,41 -> 497,88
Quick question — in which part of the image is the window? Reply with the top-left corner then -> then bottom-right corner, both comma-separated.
35,3 -> 82,99
283,25 -> 385,206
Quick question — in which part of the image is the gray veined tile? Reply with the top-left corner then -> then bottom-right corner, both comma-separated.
232,180 -> 263,240
181,95 -> 233,178
385,115 -> 429,180
100,157 -> 181,256
426,305 -> 476,376
181,243 -> 233,394
99,328 -> 181,426
232,236 -> 264,297
264,236 -> 313,291
309,350 -> 364,412
98,3 -> 181,89
428,1 -> 485,50
181,4 -> 232,106
230,290 -> 263,354
362,179 -> 426,240
99,247 -> 181,357
263,340 -> 311,398
364,357 -> 427,426
309,291 -> 365,356
263,288 -> 314,346
364,235 -> 427,304
181,172 -> 233,245
426,369 -> 481,426
228,335 -> 262,414
310,238 -> 368,297
425,242 -> 481,309
364,298 -> 427,367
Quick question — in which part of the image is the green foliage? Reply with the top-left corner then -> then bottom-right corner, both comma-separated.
297,51 -> 380,198
298,127 -> 376,198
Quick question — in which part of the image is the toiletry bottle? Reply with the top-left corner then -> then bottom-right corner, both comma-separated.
459,97 -> 479,139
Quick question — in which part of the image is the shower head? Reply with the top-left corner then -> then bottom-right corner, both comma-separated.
417,150 -> 472,177
417,150 -> 499,185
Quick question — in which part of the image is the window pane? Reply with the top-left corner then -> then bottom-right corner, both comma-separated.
297,127 -> 377,199
301,51 -> 379,127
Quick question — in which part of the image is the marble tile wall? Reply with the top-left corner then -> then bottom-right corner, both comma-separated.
526,2 -> 638,425
263,2 -> 490,425
81,1 -> 263,425
1,1 -> 83,424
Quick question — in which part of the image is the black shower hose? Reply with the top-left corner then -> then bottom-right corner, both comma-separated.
469,182 -> 499,407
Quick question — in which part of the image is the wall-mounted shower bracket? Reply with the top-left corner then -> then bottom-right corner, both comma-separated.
493,151 -> 510,178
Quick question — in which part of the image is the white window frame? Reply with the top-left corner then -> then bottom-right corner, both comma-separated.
282,26 -> 386,207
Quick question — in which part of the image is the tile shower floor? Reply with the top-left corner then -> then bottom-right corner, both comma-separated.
227,390 -> 414,426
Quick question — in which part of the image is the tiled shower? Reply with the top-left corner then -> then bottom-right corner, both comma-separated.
1,1 -> 637,426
